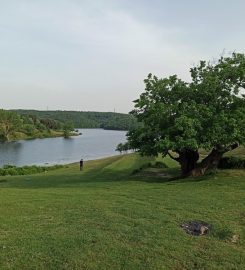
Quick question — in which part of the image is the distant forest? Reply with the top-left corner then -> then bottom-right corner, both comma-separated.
14,110 -> 139,131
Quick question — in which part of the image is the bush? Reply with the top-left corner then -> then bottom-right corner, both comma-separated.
218,157 -> 245,169
0,164 -> 64,176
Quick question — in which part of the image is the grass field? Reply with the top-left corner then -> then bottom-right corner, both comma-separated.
0,153 -> 244,269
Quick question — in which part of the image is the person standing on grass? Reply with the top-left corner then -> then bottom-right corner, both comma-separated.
80,159 -> 84,171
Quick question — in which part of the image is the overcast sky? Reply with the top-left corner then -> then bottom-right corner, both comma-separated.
0,0 -> 244,113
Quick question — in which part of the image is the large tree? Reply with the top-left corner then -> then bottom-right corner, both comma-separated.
128,53 -> 245,177
0,109 -> 22,141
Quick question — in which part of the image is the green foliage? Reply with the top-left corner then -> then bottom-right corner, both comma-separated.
116,142 -> 131,153
22,124 -> 35,136
101,114 -> 140,130
0,109 -> 73,141
0,109 -> 22,141
128,53 -> 245,175
63,121 -> 74,138
0,164 -> 64,176
116,143 -> 124,153
35,121 -> 48,131
40,118 -> 61,130
15,110 -> 139,131
218,156 -> 245,169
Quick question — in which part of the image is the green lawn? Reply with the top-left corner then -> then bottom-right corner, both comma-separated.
0,154 -> 244,269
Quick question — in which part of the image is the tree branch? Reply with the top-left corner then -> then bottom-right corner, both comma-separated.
167,151 -> 180,162
225,143 -> 239,152
215,143 -> 239,153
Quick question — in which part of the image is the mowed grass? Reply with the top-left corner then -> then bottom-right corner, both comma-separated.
0,154 -> 244,269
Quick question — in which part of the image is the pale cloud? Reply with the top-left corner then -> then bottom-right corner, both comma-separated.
0,0 -> 244,112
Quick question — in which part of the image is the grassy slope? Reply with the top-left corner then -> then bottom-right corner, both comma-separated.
0,154 -> 244,270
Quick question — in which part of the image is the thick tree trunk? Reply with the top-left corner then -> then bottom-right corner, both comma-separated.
188,149 -> 223,177
178,150 -> 199,176
167,144 -> 239,177
187,143 -> 239,177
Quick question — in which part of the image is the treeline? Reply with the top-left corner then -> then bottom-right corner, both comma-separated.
0,109 -> 75,142
14,110 -> 139,130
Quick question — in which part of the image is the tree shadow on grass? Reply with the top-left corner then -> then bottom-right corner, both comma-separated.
128,166 -> 226,185
129,167 -> 181,183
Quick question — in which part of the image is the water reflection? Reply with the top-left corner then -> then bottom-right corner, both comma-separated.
0,141 -> 23,165
0,129 -> 126,167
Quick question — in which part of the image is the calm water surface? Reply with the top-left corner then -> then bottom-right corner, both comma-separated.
0,129 -> 126,167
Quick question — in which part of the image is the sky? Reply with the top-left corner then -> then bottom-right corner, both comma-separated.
0,0 -> 244,113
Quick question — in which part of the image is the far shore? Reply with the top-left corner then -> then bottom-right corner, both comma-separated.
1,130 -> 79,143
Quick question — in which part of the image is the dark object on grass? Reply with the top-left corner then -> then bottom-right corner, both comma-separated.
181,220 -> 211,236
80,159 -> 84,171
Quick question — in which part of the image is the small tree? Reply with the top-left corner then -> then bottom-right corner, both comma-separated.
116,142 -> 131,154
128,53 -> 245,177
116,143 -> 124,154
63,121 -> 74,138
0,110 -> 22,141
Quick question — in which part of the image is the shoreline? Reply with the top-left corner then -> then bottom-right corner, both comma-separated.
0,129 -> 127,169
4,131 -> 79,143
2,128 -> 126,143
0,153 -> 125,168
0,154 -> 128,175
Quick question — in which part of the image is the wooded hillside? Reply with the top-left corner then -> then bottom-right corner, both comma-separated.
14,110 -> 139,130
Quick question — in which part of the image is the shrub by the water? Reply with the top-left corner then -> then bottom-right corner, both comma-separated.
0,164 -> 64,176
218,157 -> 245,169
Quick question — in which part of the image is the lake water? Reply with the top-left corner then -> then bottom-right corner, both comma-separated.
0,129 -> 127,167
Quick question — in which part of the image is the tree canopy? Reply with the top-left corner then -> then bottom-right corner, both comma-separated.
128,53 -> 245,177
0,110 -> 22,141
0,109 -> 74,141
